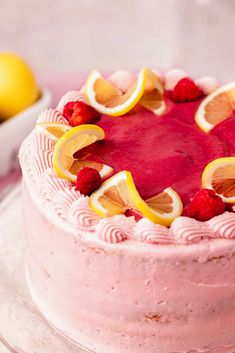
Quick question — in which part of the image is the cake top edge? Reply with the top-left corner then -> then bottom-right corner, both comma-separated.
19,67 -> 235,248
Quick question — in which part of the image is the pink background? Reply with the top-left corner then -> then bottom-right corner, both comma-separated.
1,0 -> 235,92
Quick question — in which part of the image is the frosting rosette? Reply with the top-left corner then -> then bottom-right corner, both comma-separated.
96,215 -> 136,243
31,132 -> 55,153
108,70 -> 136,93
39,170 -> 72,203
53,188 -> 81,220
37,108 -> 68,124
56,90 -> 87,113
195,77 -> 219,95
134,218 -> 175,245
207,212 -> 235,239
171,217 -> 216,245
68,197 -> 99,232
27,151 -> 53,183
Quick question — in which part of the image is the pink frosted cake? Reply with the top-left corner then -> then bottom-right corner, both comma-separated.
19,68 -> 235,353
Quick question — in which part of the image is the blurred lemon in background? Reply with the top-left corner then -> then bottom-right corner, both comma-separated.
0,52 -> 39,120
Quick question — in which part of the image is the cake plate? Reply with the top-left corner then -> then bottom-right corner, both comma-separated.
0,183 -> 91,353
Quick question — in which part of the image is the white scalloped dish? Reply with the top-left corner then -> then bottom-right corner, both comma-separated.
0,87 -> 51,176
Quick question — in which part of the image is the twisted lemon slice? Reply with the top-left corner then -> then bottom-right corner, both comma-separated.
85,68 -> 165,117
90,171 -> 183,226
36,122 -> 71,141
85,68 -> 148,116
202,157 -> 235,203
195,82 -> 235,132
139,68 -> 166,115
52,124 -> 113,182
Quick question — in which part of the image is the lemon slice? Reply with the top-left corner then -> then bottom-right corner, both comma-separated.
139,68 -> 166,115
145,188 -> 183,224
90,170 -> 183,226
195,82 -> 235,132
140,91 -> 166,115
202,157 -> 235,203
36,122 -> 71,141
52,124 -> 113,182
84,68 -> 148,116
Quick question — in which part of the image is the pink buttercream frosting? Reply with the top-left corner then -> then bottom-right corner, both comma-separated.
53,187 -> 82,221
171,216 -> 217,244
19,135 -> 34,175
56,90 -> 87,113
26,150 -> 52,183
164,69 -> 218,95
37,108 -> 68,124
195,76 -> 219,95
207,212 -> 235,239
96,215 -> 136,243
108,70 -> 136,93
164,68 -> 188,90
108,69 -> 163,94
68,197 -> 100,232
133,218 -> 175,245
32,132 -> 55,153
39,170 -> 72,203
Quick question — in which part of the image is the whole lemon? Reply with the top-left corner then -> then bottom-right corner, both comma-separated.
0,52 -> 39,119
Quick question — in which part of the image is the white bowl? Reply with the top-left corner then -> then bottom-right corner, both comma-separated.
0,87 -> 51,176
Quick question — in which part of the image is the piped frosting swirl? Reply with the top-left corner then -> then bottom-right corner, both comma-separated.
108,70 -> 136,93
37,108 -> 68,125
68,197 -> 100,232
171,217 -> 216,244
134,218 -> 175,245
39,170 -> 72,203
207,212 -> 235,239
56,90 -> 87,113
53,188 -> 81,220
31,132 -> 55,154
96,216 -> 136,243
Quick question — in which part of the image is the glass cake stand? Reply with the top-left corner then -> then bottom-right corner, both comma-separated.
0,183 -> 91,353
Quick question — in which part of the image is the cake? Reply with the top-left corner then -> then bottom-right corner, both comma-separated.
19,68 -> 235,353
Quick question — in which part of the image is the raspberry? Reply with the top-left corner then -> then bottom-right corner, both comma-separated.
75,167 -> 102,195
185,189 -> 225,222
63,101 -> 100,127
125,209 -> 143,221
171,77 -> 203,103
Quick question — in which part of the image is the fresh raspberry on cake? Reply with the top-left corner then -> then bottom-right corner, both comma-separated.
63,101 -> 100,126
185,189 -> 225,221
171,77 -> 203,103
75,167 -> 102,195
125,208 -> 143,221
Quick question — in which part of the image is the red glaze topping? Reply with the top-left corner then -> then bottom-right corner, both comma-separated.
80,96 -> 234,204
